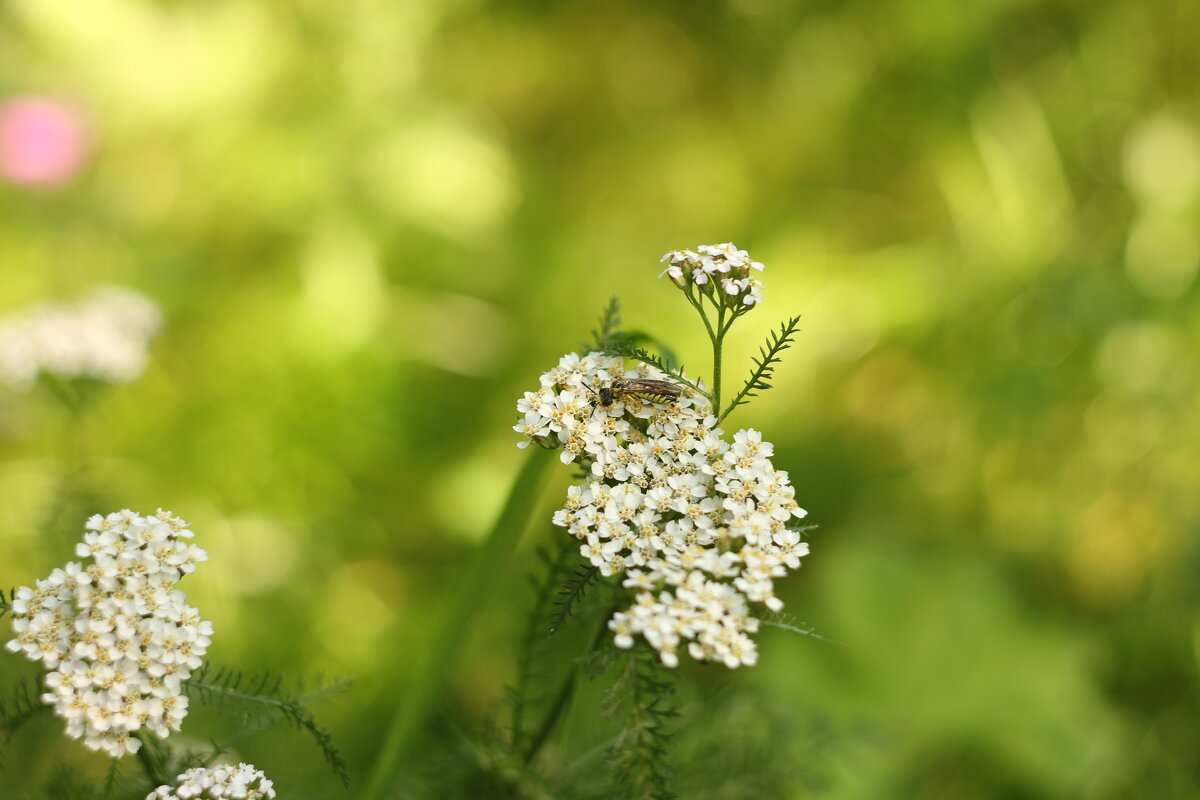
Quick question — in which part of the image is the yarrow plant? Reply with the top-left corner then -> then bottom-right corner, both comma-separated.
360,243 -> 815,800
514,244 -> 809,670
516,353 -> 808,668
0,285 -> 161,390
5,509 -> 210,757
1,294 -> 348,797
147,762 -> 276,800
2,509 -> 349,795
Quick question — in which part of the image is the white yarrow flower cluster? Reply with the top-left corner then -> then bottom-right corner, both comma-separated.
147,762 -> 276,800
0,285 -> 162,390
659,243 -> 764,306
4,509 -> 211,757
515,353 -> 809,668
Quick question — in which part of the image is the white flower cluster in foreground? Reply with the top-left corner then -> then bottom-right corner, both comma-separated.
659,242 -> 764,306
147,763 -> 276,800
0,285 -> 161,390
515,353 -> 808,668
5,509 -> 211,757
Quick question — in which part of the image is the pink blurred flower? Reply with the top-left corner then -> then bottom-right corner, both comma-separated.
0,97 -> 89,187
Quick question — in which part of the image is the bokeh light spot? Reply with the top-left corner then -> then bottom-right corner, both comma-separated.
1122,112 -> 1200,210
1125,215 -> 1199,300
0,97 -> 88,187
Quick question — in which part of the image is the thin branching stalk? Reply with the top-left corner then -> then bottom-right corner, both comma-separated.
360,446 -> 556,800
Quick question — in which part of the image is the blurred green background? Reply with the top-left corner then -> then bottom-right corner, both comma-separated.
2,0 -> 1199,797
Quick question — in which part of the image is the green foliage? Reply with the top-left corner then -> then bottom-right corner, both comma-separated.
45,766 -> 108,800
756,611 -> 834,643
103,759 -> 125,799
0,586 -> 13,623
507,538 -> 578,752
0,674 -> 48,767
2,0 -> 1198,795
720,315 -> 802,424
548,564 -> 599,637
602,647 -> 680,800
598,341 -> 707,397
589,296 -> 623,352
672,690 -> 854,798
406,723 -> 558,800
185,665 -> 351,788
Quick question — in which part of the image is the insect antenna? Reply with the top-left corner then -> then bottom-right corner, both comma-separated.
580,381 -> 604,416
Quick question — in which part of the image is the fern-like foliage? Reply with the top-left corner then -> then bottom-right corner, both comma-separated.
603,647 -> 679,800
103,757 -> 126,799
756,611 -> 835,643
786,519 -> 818,535
185,665 -> 350,787
549,564 -> 599,636
598,340 -> 707,397
619,331 -> 681,374
590,295 -> 623,351
0,674 -> 49,767
719,315 -> 802,423
671,687 -> 848,798
45,765 -> 108,800
507,538 -> 579,752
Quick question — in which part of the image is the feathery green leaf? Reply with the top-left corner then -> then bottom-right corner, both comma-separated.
590,296 -> 623,351
786,519 -> 819,536
603,647 -> 679,800
620,331 -> 681,372
508,538 -> 579,750
756,611 -> 836,643
720,315 -> 802,423
185,665 -> 351,787
549,564 -> 599,636
0,674 -> 49,767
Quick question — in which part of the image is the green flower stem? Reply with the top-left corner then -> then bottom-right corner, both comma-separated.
712,302 -> 727,415
360,446 -> 556,800
684,286 -> 718,348
683,284 -> 724,412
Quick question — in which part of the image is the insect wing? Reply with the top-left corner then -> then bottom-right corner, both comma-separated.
619,378 -> 683,401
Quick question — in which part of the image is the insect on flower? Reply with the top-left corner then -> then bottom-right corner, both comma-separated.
587,377 -> 683,410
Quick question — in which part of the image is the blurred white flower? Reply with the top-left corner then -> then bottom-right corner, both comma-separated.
0,286 -> 161,390
147,762 -> 276,800
515,352 -> 809,668
5,509 -> 211,757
